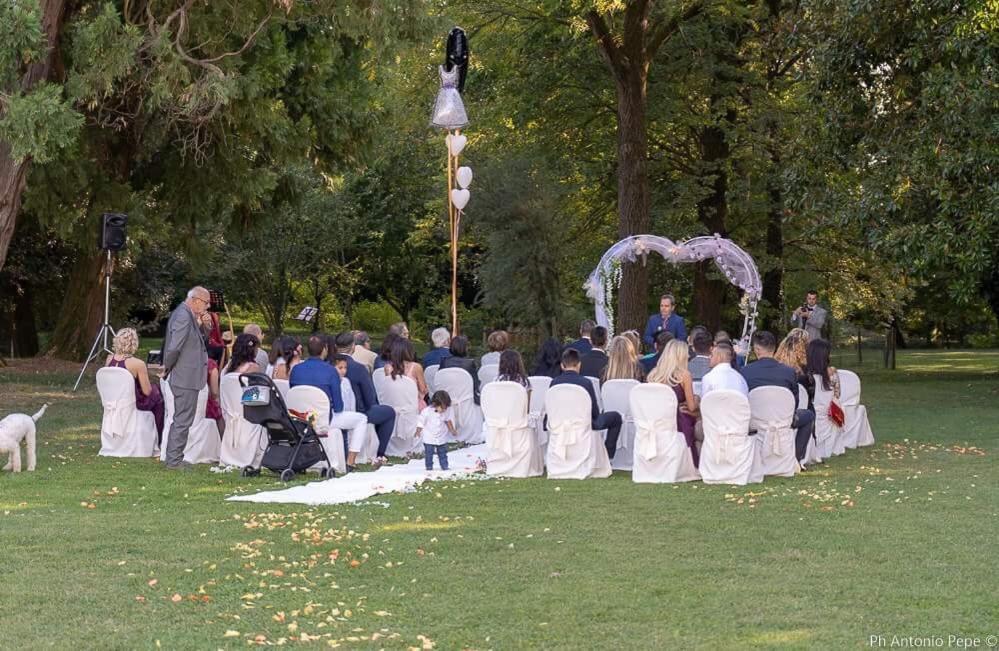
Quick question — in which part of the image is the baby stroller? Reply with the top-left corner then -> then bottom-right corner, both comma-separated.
238,372 -> 334,482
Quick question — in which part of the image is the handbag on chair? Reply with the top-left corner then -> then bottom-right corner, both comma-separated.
828,400 -> 845,428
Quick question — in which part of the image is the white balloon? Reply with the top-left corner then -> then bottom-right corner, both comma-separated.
456,166 -> 473,189
451,188 -> 470,210
446,133 -> 467,156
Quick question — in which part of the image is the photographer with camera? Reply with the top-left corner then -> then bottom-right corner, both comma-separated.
791,290 -> 827,341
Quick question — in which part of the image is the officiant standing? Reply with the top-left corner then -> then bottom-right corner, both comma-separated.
791,290 -> 827,341
162,286 -> 210,470
643,294 -> 687,348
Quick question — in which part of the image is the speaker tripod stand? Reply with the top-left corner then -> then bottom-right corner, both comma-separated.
73,250 -> 116,391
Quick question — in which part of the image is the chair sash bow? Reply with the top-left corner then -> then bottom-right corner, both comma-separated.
714,429 -> 745,464
485,415 -> 528,457
633,417 -> 673,461
102,398 -> 133,438
548,418 -> 586,459
755,419 -> 790,455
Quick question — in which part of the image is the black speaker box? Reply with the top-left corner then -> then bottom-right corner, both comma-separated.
99,212 -> 128,251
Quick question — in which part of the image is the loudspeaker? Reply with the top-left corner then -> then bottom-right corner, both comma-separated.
99,213 -> 128,251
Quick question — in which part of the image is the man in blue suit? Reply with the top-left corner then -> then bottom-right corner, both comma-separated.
335,332 -> 396,466
289,336 -> 344,413
551,348 -> 622,459
643,294 -> 687,348
740,331 -> 815,466
640,330 -> 674,375
421,327 -> 452,368
566,319 -> 595,354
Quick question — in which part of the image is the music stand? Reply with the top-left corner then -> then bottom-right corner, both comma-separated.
295,307 -> 318,323
209,290 -> 226,313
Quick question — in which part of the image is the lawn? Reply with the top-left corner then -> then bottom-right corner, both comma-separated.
0,351 -> 996,650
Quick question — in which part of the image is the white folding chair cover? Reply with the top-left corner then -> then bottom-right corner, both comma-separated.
838,370 -> 874,448
601,379 -> 640,471
273,379 -> 291,401
219,374 -> 265,468
433,368 -> 484,444
96,367 -> 158,457
375,372 -> 421,456
286,385 -> 347,474
699,389 -> 764,485
585,376 -> 604,410
424,365 -> 440,391
749,386 -> 798,478
160,376 -> 175,447
481,382 -> 544,478
812,374 -> 842,460
544,384 -> 612,480
477,364 -> 499,386
528,376 -> 552,450
628,384 -> 700,483
158,379 -> 221,464
692,381 -> 703,397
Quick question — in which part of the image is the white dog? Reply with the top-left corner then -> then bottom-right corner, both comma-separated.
0,404 -> 47,473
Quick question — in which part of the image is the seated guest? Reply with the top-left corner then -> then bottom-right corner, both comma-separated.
715,330 -> 746,368
243,323 -> 269,371
497,349 -> 531,394
688,328 -> 713,380
643,293 -> 687,347
382,338 -> 430,410
290,336 -> 368,472
531,337 -> 563,379
481,329 -> 509,367
199,309 -> 225,364
389,321 -> 410,339
579,326 -> 609,379
602,335 -> 644,382
270,336 -> 302,380
422,327 -> 452,368
640,330 -> 674,376
700,341 -> 748,398
105,328 -> 165,444
332,354 -> 370,470
776,328 -> 810,383
803,338 -> 840,408
740,331 -> 815,464
621,330 -> 642,357
648,339 -> 700,466
374,332 -> 399,370
566,319 -> 595,354
440,335 -> 480,403
226,333 -> 263,375
351,330 -> 378,373
334,332 -> 395,467
551,348 -> 622,459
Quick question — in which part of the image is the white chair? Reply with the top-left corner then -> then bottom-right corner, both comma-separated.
601,379 -> 640,471
692,381 -> 703,397
749,386 -> 797,478
219,374 -> 266,469
424,365 -> 440,391
584,376 -> 604,410
629,384 -> 700,483
812,374 -> 842,460
699,389 -> 764,485
481,382 -> 544,478
838,370 -> 874,448
273,379 -> 291,401
159,378 -> 221,464
433,368 -> 484,444
96,367 -> 158,457
374,371 -> 421,456
286,385 -> 347,474
544,384 -> 612,480
528,376 -> 552,451
477,364 -> 499,386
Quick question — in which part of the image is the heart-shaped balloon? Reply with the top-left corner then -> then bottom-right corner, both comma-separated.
446,133 -> 467,156
456,166 -> 473,189
451,188 -> 470,210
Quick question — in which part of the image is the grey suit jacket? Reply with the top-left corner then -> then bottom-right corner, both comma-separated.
791,305 -> 827,341
162,303 -> 208,390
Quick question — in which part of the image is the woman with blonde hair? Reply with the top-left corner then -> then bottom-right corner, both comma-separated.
602,335 -> 644,382
647,338 -> 700,465
105,327 -> 165,444
621,330 -> 642,356
776,328 -> 809,380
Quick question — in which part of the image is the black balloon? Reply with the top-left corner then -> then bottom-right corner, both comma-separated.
444,27 -> 469,94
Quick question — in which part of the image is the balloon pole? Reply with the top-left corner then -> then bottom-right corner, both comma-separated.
448,130 -> 459,336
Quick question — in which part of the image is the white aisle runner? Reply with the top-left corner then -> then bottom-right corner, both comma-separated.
227,444 -> 489,506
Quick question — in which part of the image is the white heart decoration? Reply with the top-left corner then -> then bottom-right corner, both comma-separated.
451,188 -> 470,210
456,166 -> 473,189
446,133 -> 467,156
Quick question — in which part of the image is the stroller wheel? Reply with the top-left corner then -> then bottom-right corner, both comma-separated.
319,467 -> 334,479
280,468 -> 296,482
241,466 -> 259,477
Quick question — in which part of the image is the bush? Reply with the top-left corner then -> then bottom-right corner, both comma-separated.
351,301 -> 401,336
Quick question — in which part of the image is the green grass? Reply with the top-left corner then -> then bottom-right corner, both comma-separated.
1,351 -> 996,649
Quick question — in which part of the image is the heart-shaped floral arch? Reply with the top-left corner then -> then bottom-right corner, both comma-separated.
584,234 -> 762,347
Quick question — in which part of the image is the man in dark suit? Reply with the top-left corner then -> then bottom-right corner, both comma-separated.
566,319 -> 595,354
579,326 -> 609,379
740,331 -> 815,465
162,286 -> 210,470
551,348 -> 622,459
643,294 -> 687,348
640,330 -> 674,375
334,333 -> 396,465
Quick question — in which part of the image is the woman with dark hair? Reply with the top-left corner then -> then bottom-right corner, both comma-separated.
382,337 -> 429,409
270,335 -> 301,380
531,337 -> 562,378
374,332 -> 399,370
440,335 -> 480,403
497,349 -> 530,387
227,333 -> 262,374
803,338 -> 840,408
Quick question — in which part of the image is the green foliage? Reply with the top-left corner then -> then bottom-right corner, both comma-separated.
0,0 -> 44,88
0,83 -> 83,163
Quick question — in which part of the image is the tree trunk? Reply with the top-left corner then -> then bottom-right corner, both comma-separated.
0,0 -> 67,271
695,120 -> 731,331
12,287 -> 39,357
762,154 -> 785,329
46,250 -> 105,361
615,70 -> 651,331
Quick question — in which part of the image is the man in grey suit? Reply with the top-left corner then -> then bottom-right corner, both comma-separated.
162,286 -> 210,469
791,289 -> 828,341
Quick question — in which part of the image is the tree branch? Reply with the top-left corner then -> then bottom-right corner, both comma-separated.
647,1 -> 704,58
586,10 -> 625,78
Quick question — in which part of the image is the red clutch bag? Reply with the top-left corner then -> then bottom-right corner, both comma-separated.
828,401 -> 845,428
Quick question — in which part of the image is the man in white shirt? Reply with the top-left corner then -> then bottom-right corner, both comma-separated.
700,341 -> 749,397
